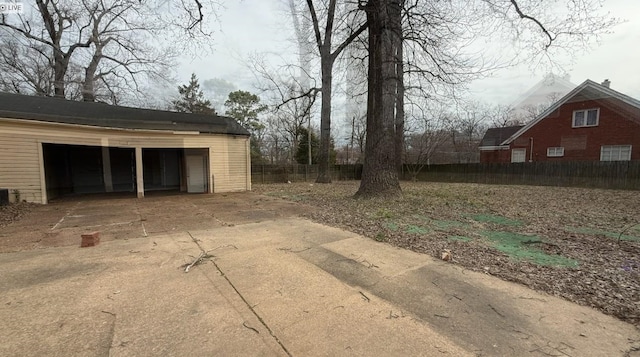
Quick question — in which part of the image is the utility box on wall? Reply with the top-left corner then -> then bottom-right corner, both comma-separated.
0,189 -> 9,206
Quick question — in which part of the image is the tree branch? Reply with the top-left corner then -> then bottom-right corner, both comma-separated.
305,0 -> 323,50
331,22 -> 369,61
508,0 -> 554,48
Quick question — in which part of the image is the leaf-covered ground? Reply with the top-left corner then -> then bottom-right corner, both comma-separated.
254,181 -> 640,327
0,202 -> 36,228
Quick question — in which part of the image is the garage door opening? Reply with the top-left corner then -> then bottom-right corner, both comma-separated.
142,148 -> 182,192
43,144 -> 210,200
43,144 -> 135,200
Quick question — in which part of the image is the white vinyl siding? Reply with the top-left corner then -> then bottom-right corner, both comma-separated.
210,136 -> 250,192
0,118 -> 250,203
511,148 -> 526,163
572,108 -> 599,128
600,145 -> 632,161
547,147 -> 565,157
0,133 -> 42,203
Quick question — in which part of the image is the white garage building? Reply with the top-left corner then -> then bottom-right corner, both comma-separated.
0,92 -> 251,204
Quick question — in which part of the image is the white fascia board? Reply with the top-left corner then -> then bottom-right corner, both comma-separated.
479,145 -> 510,151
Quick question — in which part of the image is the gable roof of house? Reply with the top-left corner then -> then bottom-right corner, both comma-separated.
502,80 -> 640,145
0,92 -> 250,136
479,125 -> 524,148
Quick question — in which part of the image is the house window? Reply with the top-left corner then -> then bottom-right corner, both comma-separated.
547,147 -> 565,157
511,148 -> 526,163
600,145 -> 632,161
572,108 -> 599,127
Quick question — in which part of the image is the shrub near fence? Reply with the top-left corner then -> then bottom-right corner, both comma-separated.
251,164 -> 362,184
406,161 -> 640,190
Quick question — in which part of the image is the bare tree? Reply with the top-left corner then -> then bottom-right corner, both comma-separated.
289,0 -> 315,165
450,102 -> 488,163
356,0 -> 618,197
79,0 -> 175,103
0,0 -> 212,103
0,37 -> 54,95
513,91 -> 564,123
403,110 -> 451,180
355,0 -> 403,198
304,0 -> 368,183
488,104 -> 518,128
251,53 -> 319,164
0,0 -> 93,97
346,113 -> 367,163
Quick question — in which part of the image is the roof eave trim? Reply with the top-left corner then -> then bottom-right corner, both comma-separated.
479,145 -> 510,151
0,116 -> 198,135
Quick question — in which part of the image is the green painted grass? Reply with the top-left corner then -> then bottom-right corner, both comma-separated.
448,235 -> 472,242
473,214 -> 523,227
565,226 -> 640,242
385,222 -> 399,231
405,225 -> 430,235
482,231 -> 578,267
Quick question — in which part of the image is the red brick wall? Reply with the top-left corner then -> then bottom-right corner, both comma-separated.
509,98 -> 640,162
480,149 -> 511,163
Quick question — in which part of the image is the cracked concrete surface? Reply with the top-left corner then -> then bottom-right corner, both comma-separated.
1,194 -> 639,356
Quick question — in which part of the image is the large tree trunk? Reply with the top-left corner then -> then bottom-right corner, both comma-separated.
82,43 -> 103,102
316,48 -> 333,183
394,11 -> 404,178
52,54 -> 66,98
355,0 -> 402,198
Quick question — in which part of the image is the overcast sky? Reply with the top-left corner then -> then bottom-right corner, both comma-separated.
177,0 -> 640,109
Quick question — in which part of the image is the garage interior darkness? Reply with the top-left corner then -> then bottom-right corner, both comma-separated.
43,144 -> 209,200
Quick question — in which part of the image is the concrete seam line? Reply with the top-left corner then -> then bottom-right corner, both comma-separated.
187,232 -> 293,357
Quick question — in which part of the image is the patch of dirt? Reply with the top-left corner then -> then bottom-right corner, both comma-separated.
0,192 -> 317,253
254,181 -> 640,327
0,202 -> 37,228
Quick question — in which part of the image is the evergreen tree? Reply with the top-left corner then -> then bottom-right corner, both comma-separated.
173,73 -> 216,115
224,90 -> 267,133
224,90 -> 268,163
295,127 -> 319,165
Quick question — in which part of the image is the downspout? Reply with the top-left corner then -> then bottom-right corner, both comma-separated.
529,137 -> 534,162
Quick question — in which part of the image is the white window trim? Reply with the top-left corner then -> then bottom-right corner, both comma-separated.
547,147 -> 565,157
511,148 -> 526,163
572,108 -> 600,128
600,145 -> 632,161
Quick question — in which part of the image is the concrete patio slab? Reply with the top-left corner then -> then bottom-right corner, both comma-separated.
1,193 -> 638,356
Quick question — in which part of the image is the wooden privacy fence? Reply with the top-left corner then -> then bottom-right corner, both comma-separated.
251,164 -> 362,184
405,161 -> 640,190
253,161 -> 640,190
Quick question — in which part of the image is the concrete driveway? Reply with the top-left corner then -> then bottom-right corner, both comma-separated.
0,192 -> 638,356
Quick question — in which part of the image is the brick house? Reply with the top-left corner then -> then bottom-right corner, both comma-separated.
479,80 -> 640,163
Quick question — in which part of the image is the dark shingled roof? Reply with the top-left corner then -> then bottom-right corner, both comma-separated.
479,125 -> 523,147
0,92 -> 250,136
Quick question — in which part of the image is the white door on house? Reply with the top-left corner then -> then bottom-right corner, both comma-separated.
186,155 -> 206,193
511,148 -> 526,163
